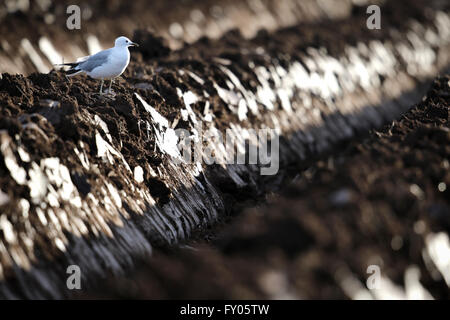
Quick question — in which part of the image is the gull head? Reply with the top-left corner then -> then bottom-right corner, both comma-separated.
114,36 -> 139,48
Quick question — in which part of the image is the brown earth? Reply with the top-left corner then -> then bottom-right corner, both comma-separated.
0,0 -> 356,75
0,0 -> 449,299
2,0 -> 440,214
80,75 -> 450,299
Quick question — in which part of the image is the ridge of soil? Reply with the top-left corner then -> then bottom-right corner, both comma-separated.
79,75 -> 449,299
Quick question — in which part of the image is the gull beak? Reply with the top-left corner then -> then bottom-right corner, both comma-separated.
130,42 -> 139,47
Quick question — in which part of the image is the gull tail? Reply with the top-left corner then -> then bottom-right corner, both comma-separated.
54,62 -> 83,77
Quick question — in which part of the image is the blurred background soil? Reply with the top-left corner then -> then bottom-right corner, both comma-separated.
78,75 -> 450,299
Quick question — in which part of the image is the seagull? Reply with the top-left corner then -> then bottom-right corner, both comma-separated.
58,36 -> 139,94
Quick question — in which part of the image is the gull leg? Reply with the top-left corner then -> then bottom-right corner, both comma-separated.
99,79 -> 104,94
108,79 -> 113,94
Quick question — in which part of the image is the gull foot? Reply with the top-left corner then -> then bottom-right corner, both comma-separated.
105,89 -> 116,97
91,91 -> 115,99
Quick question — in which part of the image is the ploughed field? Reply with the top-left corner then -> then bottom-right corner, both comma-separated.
0,0 -> 449,298
84,75 -> 450,299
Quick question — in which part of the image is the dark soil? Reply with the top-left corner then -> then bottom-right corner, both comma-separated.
80,75 -> 450,299
0,0 -> 448,299
1,0 -> 441,217
0,0 -> 355,75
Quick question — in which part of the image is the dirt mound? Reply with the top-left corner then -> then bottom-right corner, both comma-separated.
82,75 -> 450,299
132,29 -> 171,60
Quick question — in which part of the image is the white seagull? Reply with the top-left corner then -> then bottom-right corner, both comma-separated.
59,36 -> 138,94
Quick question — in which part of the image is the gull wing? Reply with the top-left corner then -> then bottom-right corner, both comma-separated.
76,55 -> 90,63
78,48 -> 113,72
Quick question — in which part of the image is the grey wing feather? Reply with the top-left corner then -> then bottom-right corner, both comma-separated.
77,49 -> 112,72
